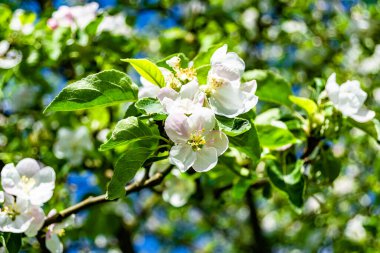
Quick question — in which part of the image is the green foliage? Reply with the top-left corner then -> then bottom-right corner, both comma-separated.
216,115 -> 251,136
44,70 -> 138,112
289,95 -> 318,116
266,159 -> 305,208
244,70 -> 292,107
256,124 -> 298,150
106,141 -> 155,200
229,124 -> 261,160
348,118 -> 380,144
192,43 -> 223,68
122,58 -> 166,87
135,97 -> 167,120
99,117 -> 159,151
1,233 -> 22,253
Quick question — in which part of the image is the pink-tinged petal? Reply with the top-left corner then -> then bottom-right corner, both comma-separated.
29,166 -> 56,205
180,79 -> 199,99
350,107 -> 376,123
24,206 -> 45,237
210,44 -> 228,65
46,233 -> 63,253
157,87 -> 178,102
325,73 -> 339,105
188,107 -> 216,132
169,145 -> 196,172
192,147 -> 218,172
165,112 -> 191,143
0,191 -> 4,203
16,158 -> 40,177
205,131 -> 229,156
1,163 -> 22,197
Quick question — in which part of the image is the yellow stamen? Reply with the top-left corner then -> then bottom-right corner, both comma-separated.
20,175 -> 36,193
176,67 -> 197,82
187,130 -> 207,151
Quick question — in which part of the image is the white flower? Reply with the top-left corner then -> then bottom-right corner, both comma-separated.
162,169 -> 195,207
45,210 -> 75,253
97,13 -> 132,37
203,45 -> 258,118
344,215 -> 367,242
9,9 -> 35,35
165,108 -> 228,172
1,158 -> 55,206
48,3 -> 98,31
325,73 -> 375,123
0,40 -> 22,69
158,79 -> 205,114
53,126 -> 93,166
332,175 -> 357,196
0,191 -> 45,236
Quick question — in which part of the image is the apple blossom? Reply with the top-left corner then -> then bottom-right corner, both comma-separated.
325,73 -> 375,123
1,158 -> 56,206
165,108 -> 228,172
53,126 -> 93,166
162,169 -> 196,207
97,13 -> 132,37
0,191 -> 45,236
45,210 -> 76,253
202,45 -> 258,117
0,40 -> 22,69
9,9 -> 35,35
158,79 -> 205,115
47,2 -> 98,31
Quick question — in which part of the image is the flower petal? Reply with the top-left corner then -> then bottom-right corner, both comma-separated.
179,79 -> 199,99
340,80 -> 367,106
24,206 -> 45,237
205,130 -> 229,156
325,73 -> 339,105
350,106 -> 376,123
192,147 -> 218,172
46,233 -> 64,253
188,107 -> 216,132
210,44 -> 228,65
29,166 -> 56,205
1,163 -> 22,197
16,158 -> 40,177
169,144 -> 196,172
157,87 -> 178,102
165,112 -> 191,143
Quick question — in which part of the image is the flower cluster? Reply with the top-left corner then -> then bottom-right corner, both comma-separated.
0,40 -> 22,69
140,45 -> 258,172
0,158 -> 55,236
47,2 -> 99,31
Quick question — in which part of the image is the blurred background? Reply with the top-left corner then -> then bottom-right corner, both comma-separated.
0,0 -> 380,252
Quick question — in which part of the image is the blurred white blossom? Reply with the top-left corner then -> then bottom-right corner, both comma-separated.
162,169 -> 196,207
48,2 -> 98,31
345,215 -> 367,242
45,210 -> 75,253
53,126 -> 93,166
97,13 -> 132,37
9,9 -> 35,35
0,40 -> 22,69
332,175 -> 357,196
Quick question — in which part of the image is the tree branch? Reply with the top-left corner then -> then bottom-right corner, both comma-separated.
42,167 -> 171,228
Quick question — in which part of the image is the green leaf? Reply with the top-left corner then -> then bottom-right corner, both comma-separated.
156,53 -> 189,70
243,70 -> 292,107
313,148 -> 341,183
196,64 -> 211,85
193,43 -> 223,68
216,115 -> 251,136
44,70 -> 138,113
229,124 -> 261,160
232,178 -> 254,200
99,117 -> 158,151
106,142 -> 155,200
348,118 -> 380,144
256,124 -> 298,150
289,95 -> 318,116
135,97 -> 167,120
3,233 -> 22,253
266,159 -> 305,207
122,58 -> 165,87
